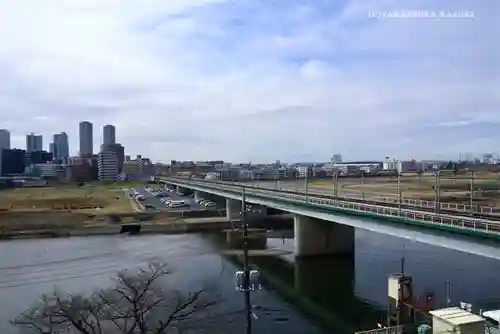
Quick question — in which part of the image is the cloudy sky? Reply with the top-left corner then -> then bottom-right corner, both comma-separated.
0,0 -> 498,163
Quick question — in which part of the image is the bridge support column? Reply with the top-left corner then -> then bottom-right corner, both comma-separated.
226,199 -> 241,220
194,191 -> 203,202
294,215 -> 354,257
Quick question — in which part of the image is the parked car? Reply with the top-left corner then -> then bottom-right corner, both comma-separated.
168,200 -> 187,208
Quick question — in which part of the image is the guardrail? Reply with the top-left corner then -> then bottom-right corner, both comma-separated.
162,177 -> 500,238
225,180 -> 500,216
158,177 -> 500,216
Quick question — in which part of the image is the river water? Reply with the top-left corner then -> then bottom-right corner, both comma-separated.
1,229 -> 500,333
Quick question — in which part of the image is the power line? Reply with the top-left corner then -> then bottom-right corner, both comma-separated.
0,242 -> 181,272
0,268 -> 121,290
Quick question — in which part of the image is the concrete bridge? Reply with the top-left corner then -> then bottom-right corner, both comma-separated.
157,176 -> 500,260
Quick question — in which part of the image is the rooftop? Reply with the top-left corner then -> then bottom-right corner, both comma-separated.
429,307 -> 485,326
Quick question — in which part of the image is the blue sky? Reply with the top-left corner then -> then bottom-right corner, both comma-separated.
0,0 -> 497,162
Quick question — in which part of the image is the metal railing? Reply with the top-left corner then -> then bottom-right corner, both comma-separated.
162,177 -> 500,237
355,325 -> 405,334
163,177 -> 500,216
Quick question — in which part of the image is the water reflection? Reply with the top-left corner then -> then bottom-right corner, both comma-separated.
0,234 -> 325,334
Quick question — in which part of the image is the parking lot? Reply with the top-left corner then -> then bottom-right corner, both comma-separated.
130,186 -> 221,213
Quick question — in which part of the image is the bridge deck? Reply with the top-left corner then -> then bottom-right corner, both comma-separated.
160,177 -> 500,239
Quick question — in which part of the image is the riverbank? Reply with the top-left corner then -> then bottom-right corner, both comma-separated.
0,219 -> 233,240
0,214 -> 294,241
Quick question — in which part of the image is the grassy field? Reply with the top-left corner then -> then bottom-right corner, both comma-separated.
0,182 -> 139,214
310,173 -> 500,206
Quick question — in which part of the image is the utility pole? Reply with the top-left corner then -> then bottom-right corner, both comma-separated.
332,170 -> 336,196
241,187 -> 252,334
397,171 -> 401,213
361,171 -> 365,200
305,170 -> 309,202
445,280 -> 452,307
469,171 -> 474,212
434,171 -> 441,213
335,171 -> 339,197
295,171 -> 299,193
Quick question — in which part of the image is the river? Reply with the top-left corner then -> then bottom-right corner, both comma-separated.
1,228 -> 500,333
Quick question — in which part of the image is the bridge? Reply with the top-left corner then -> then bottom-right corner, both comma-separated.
157,176 -> 500,260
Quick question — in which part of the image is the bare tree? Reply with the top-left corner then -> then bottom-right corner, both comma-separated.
11,262 -> 224,334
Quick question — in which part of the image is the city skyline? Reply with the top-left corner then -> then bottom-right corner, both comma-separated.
1,121 -> 122,156
1,123 -> 500,164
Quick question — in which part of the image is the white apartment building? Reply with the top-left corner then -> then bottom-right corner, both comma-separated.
296,166 -> 309,178
98,148 -> 118,181
382,158 -> 402,174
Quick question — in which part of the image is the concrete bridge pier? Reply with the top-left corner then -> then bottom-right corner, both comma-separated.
194,191 -> 203,202
226,199 -> 241,220
294,215 -> 354,257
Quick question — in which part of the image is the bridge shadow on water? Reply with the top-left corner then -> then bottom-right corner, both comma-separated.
207,233 -> 385,334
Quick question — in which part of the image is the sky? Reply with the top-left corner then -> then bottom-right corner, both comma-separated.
0,0 -> 498,163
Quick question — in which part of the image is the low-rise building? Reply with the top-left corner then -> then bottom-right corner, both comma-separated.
122,155 -> 154,180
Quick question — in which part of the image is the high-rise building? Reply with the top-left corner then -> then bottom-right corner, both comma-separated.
0,129 -> 10,149
0,149 -> 26,176
53,132 -> 69,161
26,133 -> 43,153
98,146 -> 118,180
101,143 -> 125,173
103,125 -> 116,145
79,121 -> 93,157
49,142 -> 55,155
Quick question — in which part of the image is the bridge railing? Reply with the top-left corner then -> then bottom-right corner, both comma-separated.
162,177 -> 500,217
163,177 -> 500,237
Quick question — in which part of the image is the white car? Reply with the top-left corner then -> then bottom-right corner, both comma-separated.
168,201 -> 187,208
203,202 -> 216,208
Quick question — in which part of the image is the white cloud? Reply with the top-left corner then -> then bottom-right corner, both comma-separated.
0,0 -> 498,162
